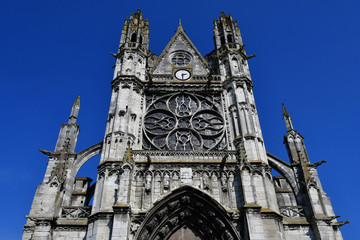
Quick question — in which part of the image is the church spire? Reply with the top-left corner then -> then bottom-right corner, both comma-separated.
282,103 -> 294,132
69,95 -> 80,124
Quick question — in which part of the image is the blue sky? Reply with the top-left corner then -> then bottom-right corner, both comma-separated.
1,0 -> 358,239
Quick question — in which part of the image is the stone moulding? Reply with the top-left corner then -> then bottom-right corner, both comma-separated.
135,185 -> 240,240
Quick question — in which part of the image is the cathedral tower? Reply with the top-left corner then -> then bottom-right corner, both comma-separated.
23,10 -> 347,240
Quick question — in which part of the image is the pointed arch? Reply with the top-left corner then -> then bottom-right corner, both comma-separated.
135,185 -> 240,240
227,34 -> 233,43
131,32 -> 137,42
267,152 -> 299,195
220,36 -> 225,45
74,141 -> 103,176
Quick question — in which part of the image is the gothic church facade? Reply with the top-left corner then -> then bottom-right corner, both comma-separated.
23,10 -> 347,240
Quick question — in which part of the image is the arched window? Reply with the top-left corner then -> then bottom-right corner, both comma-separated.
139,35 -> 143,44
231,57 -> 242,73
131,33 -> 137,42
227,34 -> 233,43
220,36 -> 225,45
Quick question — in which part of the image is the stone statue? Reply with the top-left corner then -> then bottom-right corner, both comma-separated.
145,173 -> 152,192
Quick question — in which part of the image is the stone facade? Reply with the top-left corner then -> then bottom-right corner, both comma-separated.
23,10 -> 348,240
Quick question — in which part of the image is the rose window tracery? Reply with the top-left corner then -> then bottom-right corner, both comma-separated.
143,93 -> 226,150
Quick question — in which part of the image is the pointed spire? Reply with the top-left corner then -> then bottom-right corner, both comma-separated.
69,95 -> 80,123
176,19 -> 184,32
282,103 -> 290,117
134,9 -> 143,20
282,103 -> 294,132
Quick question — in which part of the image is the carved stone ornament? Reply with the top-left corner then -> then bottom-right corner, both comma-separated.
123,148 -> 134,164
221,174 -> 228,192
279,206 -> 305,218
48,161 -> 67,186
61,207 -> 91,218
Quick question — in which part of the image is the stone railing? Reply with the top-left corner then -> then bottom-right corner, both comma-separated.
61,206 -> 91,219
133,150 -> 237,163
279,206 -> 305,218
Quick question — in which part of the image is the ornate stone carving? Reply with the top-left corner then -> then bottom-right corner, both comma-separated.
221,173 -> 228,192
48,161 -> 67,187
61,207 -> 91,218
123,148 -> 134,164
279,206 -> 305,218
130,221 -> 140,236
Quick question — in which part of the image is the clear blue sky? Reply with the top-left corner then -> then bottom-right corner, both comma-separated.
1,0 -> 358,239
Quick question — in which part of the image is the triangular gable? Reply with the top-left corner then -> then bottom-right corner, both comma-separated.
152,22 -> 209,76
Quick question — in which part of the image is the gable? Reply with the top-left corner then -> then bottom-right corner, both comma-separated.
152,25 -> 209,76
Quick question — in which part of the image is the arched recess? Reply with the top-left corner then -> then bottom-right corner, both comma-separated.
135,185 -> 240,240
74,141 -> 103,177
267,152 -> 299,195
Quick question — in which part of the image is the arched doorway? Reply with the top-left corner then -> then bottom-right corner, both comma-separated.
135,186 -> 240,240
168,226 -> 202,240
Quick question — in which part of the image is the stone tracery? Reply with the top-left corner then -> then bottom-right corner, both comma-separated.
143,93 -> 226,151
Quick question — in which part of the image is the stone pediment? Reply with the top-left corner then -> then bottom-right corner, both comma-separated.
151,22 -> 209,77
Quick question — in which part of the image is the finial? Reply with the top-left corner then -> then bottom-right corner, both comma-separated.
176,19 -> 184,32
282,103 -> 290,117
135,9 -> 143,19
282,103 -> 294,132
69,95 -> 80,123
73,94 -> 80,106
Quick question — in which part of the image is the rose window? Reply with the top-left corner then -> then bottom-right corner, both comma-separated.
143,93 -> 226,150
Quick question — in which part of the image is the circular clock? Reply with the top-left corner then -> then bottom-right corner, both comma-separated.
175,69 -> 191,81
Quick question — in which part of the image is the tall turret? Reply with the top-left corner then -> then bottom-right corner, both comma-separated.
87,10 -> 149,239
207,12 -> 252,80
213,12 -> 243,50
112,9 -> 149,81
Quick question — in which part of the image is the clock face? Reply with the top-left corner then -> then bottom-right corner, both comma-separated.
175,69 -> 191,81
